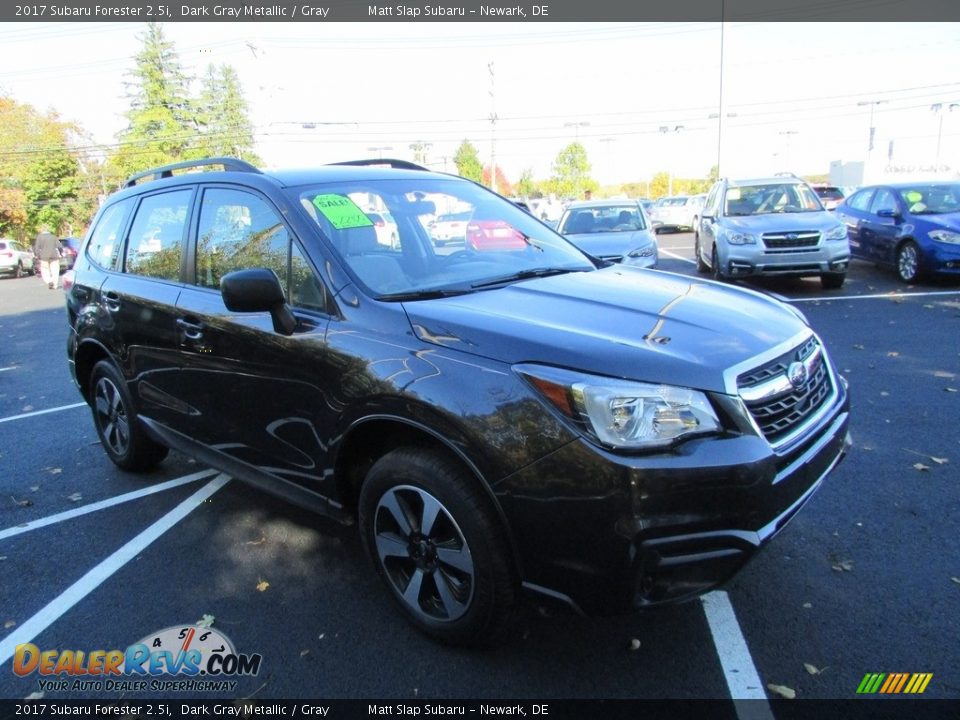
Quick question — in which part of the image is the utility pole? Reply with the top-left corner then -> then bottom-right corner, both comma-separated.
488,61 -> 498,193
857,99 -> 887,181
659,125 -> 684,196
931,102 -> 959,175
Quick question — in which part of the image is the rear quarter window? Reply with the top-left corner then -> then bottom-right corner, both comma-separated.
87,199 -> 135,270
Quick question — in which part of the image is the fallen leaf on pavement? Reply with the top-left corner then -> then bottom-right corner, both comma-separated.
245,535 -> 267,546
196,614 -> 215,628
4,620 -> 16,629
802,602 -> 812,609
886,351 -> 900,357
951,577 -> 960,585
934,370 -> 956,378
852,344 -> 865,350
24,692 -> 44,700
804,663 -> 827,675
930,457 -> 948,465
629,638 -> 641,651
913,463 -> 930,472
11,496 -> 31,508
946,388 -> 958,393
300,649 -> 310,657
767,684 -> 796,699
832,560 -> 854,572
47,468 -> 62,475
67,493 -> 82,502
256,579 -> 270,592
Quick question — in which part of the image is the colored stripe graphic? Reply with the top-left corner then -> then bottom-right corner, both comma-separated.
857,672 -> 932,694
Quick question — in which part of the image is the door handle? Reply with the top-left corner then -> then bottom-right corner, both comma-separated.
103,291 -> 121,312
176,318 -> 205,341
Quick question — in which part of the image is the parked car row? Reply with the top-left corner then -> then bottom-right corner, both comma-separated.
1,236 -> 81,279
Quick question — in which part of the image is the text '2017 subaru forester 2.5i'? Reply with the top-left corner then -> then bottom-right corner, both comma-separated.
66,158 -> 851,645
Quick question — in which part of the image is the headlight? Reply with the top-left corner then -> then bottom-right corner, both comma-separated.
724,231 -> 756,245
930,230 -> 960,244
628,245 -> 656,258
824,224 -> 848,241
516,364 -> 720,450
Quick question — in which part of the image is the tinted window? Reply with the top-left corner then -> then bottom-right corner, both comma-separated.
869,188 -> 898,215
846,189 -> 873,211
87,199 -> 134,270
196,188 -> 290,290
125,190 -> 191,280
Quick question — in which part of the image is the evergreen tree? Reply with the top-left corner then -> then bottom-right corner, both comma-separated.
196,64 -> 261,164
453,140 -> 483,183
107,22 -> 198,183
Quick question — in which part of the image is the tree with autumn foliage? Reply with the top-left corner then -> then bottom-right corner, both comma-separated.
482,166 -> 513,196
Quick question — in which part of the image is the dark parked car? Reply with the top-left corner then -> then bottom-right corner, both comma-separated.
835,182 -> 960,283
59,237 -> 81,270
66,157 -> 850,645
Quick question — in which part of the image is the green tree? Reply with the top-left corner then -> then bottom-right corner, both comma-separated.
0,97 -> 93,237
195,64 -> 261,164
106,22 -> 198,184
515,168 -> 537,198
453,140 -> 483,183
550,142 -> 593,199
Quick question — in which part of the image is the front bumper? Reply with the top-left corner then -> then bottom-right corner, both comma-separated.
497,381 -> 851,616
926,241 -> 960,274
724,244 -> 850,278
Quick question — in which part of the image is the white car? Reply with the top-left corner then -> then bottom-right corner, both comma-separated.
650,194 -> 706,232
368,211 -> 399,248
0,239 -> 36,278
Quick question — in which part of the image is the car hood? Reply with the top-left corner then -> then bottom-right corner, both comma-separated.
914,211 -> 960,230
563,230 -> 657,257
402,267 -> 808,394
723,212 -> 841,233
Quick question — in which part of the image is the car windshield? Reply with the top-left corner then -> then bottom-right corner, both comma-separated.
725,183 -> 823,215
662,197 -> 688,207
896,184 -> 960,215
294,178 -> 594,298
558,205 -> 647,234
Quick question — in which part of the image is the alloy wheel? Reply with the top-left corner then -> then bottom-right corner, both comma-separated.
94,376 -> 130,457
897,243 -> 919,282
373,484 -> 475,623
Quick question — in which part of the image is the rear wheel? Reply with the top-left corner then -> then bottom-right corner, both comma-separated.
896,240 -> 921,283
359,448 -> 515,646
14,261 -> 23,279
90,360 -> 168,471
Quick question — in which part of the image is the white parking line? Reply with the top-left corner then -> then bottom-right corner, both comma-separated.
0,474 -> 231,667
702,591 -> 774,716
0,402 -> 87,425
0,469 -> 219,542
660,248 -> 697,265
789,289 -> 960,303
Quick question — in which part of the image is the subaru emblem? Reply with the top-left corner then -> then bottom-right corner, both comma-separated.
787,361 -> 807,388
786,232 -> 798,240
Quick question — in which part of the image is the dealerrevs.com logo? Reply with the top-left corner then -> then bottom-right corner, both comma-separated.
13,625 -> 262,693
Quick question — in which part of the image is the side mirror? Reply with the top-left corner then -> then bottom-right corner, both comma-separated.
221,268 -> 296,336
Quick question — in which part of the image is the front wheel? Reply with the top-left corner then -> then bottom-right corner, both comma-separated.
820,272 -> 846,290
359,448 -> 515,646
694,234 -> 709,274
90,360 -> 168,471
896,241 -> 922,283
711,246 -> 726,281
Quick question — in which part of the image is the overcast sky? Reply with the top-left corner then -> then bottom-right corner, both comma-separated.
1,21 -> 958,185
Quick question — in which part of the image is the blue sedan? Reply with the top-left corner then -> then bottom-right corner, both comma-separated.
836,182 -> 960,283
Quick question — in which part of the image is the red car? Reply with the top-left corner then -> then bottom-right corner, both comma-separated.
466,220 -> 527,251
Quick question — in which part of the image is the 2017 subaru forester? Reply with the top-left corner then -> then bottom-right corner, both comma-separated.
66,158 -> 851,645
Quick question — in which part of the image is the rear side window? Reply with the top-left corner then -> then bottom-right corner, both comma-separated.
125,190 -> 192,280
846,189 -> 872,211
87,199 -> 134,270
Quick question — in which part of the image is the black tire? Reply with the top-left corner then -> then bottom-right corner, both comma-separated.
359,447 -> 515,646
694,234 -> 709,274
711,246 -> 726,281
14,262 -> 23,279
89,360 -> 168,471
820,272 -> 846,290
896,240 -> 922,283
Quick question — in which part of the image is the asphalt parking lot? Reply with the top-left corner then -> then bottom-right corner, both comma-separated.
1,237 -> 958,707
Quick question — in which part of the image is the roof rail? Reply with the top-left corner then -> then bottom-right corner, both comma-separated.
123,157 -> 261,188
773,171 -> 801,178
328,158 -> 429,171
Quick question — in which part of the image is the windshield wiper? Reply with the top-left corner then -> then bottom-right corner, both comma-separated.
378,288 -> 473,301
470,267 -> 582,289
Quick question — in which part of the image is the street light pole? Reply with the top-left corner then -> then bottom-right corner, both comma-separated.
857,99 -> 887,180
931,102 -> 959,175
659,125 -> 684,196
778,130 -> 799,171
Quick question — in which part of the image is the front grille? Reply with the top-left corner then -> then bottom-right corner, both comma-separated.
763,231 -> 820,249
738,336 -> 833,444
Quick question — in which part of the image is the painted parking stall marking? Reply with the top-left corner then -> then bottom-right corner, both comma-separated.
0,474 -> 231,667
0,468 -> 219,541
0,401 -> 86,424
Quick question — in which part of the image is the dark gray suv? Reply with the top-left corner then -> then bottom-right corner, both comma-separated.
65,158 -> 851,645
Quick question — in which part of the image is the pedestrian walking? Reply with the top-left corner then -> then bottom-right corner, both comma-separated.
33,227 -> 62,289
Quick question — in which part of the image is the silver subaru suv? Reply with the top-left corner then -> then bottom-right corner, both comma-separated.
694,176 -> 851,289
